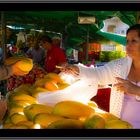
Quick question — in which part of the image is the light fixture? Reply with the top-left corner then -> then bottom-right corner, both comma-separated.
78,16 -> 96,24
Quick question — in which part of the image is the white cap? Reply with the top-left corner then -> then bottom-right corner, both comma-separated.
52,36 -> 61,40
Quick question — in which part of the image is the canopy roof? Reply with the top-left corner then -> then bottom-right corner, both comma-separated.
4,11 -> 138,46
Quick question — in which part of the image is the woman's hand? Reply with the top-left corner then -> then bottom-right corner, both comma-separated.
60,63 -> 80,76
114,77 -> 140,96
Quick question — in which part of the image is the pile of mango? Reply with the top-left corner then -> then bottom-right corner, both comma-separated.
2,70 -> 133,129
3,97 -> 133,129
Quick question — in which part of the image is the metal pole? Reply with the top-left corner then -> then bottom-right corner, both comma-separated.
1,11 -> 6,62
137,11 -> 140,23
1,11 -> 7,96
85,25 -> 89,64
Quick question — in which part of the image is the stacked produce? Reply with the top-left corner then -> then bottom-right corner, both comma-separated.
2,57 -> 133,129
3,97 -> 133,129
7,63 -> 47,91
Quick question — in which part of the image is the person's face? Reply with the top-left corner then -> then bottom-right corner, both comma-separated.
40,41 -> 51,50
52,39 -> 60,45
126,30 -> 140,59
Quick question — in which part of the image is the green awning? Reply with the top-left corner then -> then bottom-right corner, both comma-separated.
96,30 -> 126,45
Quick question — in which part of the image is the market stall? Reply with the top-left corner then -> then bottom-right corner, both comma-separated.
0,10 -> 138,129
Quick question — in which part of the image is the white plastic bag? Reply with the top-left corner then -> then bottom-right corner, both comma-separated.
37,79 -> 98,106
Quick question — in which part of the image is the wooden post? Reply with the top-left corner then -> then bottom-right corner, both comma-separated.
1,11 -> 7,96
137,11 -> 140,24
1,11 -> 6,62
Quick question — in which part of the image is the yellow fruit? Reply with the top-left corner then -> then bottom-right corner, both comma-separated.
14,84 -> 32,94
31,87 -> 48,98
5,56 -> 21,65
84,114 -> 106,129
34,113 -> 64,128
10,113 -> 28,124
98,112 -> 119,122
9,100 -> 34,108
3,123 -> 14,129
52,100 -> 95,119
45,73 -> 64,83
87,101 -> 98,108
8,107 -> 24,116
10,93 -> 37,103
5,56 -> 33,73
44,80 -> 59,91
34,78 -> 50,87
3,115 -> 11,124
8,102 -> 23,109
6,125 -> 29,129
23,104 -> 53,121
47,118 -> 84,129
16,121 -> 34,129
16,59 -> 33,73
105,119 -> 133,129
57,83 -> 70,90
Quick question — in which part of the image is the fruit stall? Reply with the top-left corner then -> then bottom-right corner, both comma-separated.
0,56 -> 133,129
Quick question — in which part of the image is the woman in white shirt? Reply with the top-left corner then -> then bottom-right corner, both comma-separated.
61,24 -> 140,128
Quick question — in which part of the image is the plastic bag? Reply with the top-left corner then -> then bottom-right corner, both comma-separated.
37,79 -> 98,106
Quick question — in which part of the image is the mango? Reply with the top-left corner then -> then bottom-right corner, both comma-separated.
8,106 -> 24,116
31,87 -> 48,98
8,102 -> 23,109
87,101 -> 98,108
6,124 -> 29,129
52,100 -> 95,119
16,121 -> 34,129
5,56 -> 33,73
14,84 -> 32,94
57,83 -> 70,90
84,114 -> 106,129
3,115 -> 11,124
23,104 -> 53,121
10,93 -> 37,103
3,123 -> 14,129
105,119 -> 133,129
45,73 -> 64,83
47,118 -> 84,129
44,79 -> 59,91
34,78 -> 50,87
10,113 -> 28,124
9,100 -> 34,108
98,112 -> 119,122
34,113 -> 64,128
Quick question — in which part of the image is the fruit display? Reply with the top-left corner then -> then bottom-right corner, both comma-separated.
7,64 -> 47,91
3,69 -> 133,129
2,93 -> 133,129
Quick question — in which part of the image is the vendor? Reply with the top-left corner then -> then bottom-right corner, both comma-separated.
40,34 -> 67,74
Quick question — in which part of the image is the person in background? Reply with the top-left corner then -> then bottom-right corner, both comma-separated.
61,24 -> 140,129
52,36 -> 61,48
26,38 -> 45,67
39,34 -> 67,74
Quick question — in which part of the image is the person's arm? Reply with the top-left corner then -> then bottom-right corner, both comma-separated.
0,65 -> 13,80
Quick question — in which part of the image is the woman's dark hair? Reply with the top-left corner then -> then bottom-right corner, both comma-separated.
127,24 -> 140,36
39,34 -> 52,43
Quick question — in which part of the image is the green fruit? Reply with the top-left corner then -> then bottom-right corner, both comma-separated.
85,114 -> 106,129
47,119 -> 84,129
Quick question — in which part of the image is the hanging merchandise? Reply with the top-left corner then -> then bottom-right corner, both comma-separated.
16,31 -> 27,50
